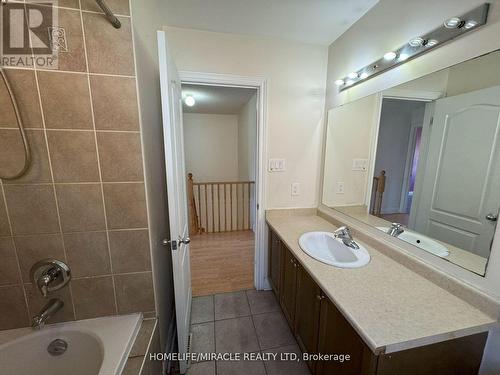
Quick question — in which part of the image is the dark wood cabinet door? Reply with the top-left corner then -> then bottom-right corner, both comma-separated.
280,246 -> 298,328
316,298 -> 377,375
376,332 -> 488,375
294,266 -> 322,373
268,229 -> 282,296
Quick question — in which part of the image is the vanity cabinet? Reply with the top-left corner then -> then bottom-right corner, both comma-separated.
294,266 -> 322,372
267,226 -> 488,375
268,230 -> 282,296
280,246 -> 299,326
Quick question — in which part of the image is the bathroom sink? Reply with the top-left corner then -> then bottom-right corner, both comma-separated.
298,231 -> 370,268
376,227 -> 450,257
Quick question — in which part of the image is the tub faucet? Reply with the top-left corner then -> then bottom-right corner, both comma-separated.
333,226 -> 360,250
387,223 -> 405,237
32,299 -> 64,330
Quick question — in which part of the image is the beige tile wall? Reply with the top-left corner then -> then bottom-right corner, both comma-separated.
0,0 -> 155,330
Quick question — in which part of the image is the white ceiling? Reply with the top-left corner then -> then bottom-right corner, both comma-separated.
182,84 -> 257,114
164,0 -> 379,45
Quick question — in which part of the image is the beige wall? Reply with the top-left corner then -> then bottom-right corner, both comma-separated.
184,113 -> 239,182
323,1 -> 500,373
165,26 -> 328,208
238,93 -> 258,181
0,1 -> 155,330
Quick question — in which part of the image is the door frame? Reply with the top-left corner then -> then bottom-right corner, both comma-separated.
178,71 -> 269,290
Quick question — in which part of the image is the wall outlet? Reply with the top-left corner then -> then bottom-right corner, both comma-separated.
336,182 -> 345,194
268,158 -> 286,172
291,182 -> 300,196
352,158 -> 368,171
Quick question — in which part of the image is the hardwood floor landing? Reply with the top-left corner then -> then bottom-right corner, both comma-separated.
190,230 -> 255,296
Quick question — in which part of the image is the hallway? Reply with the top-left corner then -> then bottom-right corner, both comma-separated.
190,231 -> 255,296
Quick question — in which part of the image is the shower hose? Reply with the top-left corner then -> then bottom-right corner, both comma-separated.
0,67 -> 31,180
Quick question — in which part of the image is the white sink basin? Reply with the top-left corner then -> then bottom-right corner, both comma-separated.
377,227 -> 450,257
298,231 -> 370,268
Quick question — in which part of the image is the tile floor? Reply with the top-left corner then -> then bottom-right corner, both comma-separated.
187,290 -> 311,375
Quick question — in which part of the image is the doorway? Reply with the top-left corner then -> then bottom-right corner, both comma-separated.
180,79 -> 263,296
372,98 -> 427,225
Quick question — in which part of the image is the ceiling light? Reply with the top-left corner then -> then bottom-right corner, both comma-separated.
444,17 -> 461,28
399,53 -> 410,61
345,80 -> 355,86
409,37 -> 425,47
426,39 -> 438,47
465,20 -> 478,29
347,72 -> 358,79
334,79 -> 345,86
184,95 -> 195,107
359,72 -> 369,80
383,51 -> 397,61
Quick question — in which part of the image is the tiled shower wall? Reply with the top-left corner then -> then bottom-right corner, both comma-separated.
0,0 -> 155,329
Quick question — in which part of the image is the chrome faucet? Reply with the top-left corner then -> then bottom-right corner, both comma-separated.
32,299 -> 64,330
30,259 -> 71,298
333,226 -> 360,250
387,223 -> 405,237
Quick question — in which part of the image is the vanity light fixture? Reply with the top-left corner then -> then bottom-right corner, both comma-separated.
184,95 -> 195,107
336,3 -> 489,92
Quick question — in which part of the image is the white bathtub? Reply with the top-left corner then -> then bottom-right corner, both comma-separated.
0,313 -> 142,375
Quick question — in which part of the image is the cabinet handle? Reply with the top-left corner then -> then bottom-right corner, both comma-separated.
316,294 -> 324,300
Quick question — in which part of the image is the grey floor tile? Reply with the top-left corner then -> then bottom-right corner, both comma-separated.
192,295 -> 214,324
187,361 -> 215,375
217,359 -> 267,375
191,322 -> 215,358
253,311 -> 295,350
215,291 -> 251,320
247,289 -> 281,315
215,316 -> 260,353
263,345 -> 311,375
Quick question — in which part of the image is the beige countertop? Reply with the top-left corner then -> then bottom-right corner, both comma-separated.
266,210 -> 498,355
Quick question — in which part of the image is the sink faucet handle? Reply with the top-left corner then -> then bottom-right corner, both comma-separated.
334,226 -> 352,239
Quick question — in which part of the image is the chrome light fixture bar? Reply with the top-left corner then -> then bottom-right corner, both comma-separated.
336,3 -> 490,92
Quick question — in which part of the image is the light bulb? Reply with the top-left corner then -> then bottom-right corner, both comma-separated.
345,80 -> 355,86
465,20 -> 478,29
399,53 -> 410,61
184,95 -> 195,107
347,72 -> 358,80
334,79 -> 345,86
384,51 -> 397,61
444,17 -> 461,29
426,39 -> 438,47
359,72 -> 369,80
409,37 -> 424,47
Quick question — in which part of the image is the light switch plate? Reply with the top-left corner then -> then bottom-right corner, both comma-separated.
268,158 -> 286,172
352,158 -> 368,171
291,182 -> 300,196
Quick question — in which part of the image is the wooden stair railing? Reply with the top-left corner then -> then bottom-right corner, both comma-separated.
370,170 -> 386,217
187,173 -> 202,234
188,173 -> 255,233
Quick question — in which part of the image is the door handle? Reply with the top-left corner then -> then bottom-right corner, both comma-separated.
180,237 -> 191,245
486,213 -> 498,222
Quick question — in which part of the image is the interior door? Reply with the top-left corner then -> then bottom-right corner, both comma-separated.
157,31 -> 192,374
413,86 -> 500,258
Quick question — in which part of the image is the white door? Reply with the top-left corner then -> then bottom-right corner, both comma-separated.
157,31 -> 192,374
414,86 -> 500,258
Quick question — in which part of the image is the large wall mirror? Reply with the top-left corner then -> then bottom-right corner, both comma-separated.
322,49 -> 500,276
